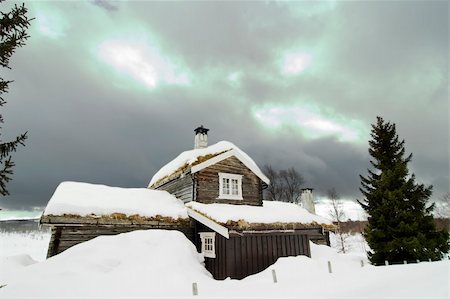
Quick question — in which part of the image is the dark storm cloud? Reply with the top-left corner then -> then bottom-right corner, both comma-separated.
128,1 -> 327,69
1,1 -> 448,210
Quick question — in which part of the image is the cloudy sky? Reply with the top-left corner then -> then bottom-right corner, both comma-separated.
1,1 -> 448,210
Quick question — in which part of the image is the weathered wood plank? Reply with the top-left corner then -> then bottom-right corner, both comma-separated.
154,174 -> 193,203
196,156 -> 263,206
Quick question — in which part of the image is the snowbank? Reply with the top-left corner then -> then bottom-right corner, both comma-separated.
233,243 -> 449,299
0,229 -> 50,262
0,230 -> 211,298
149,140 -> 269,187
187,200 -> 332,225
43,181 -> 188,219
0,254 -> 37,286
1,230 -> 448,298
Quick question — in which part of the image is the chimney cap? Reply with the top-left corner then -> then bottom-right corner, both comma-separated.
194,125 -> 209,135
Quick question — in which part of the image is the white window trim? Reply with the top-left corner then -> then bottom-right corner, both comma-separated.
218,172 -> 243,200
199,232 -> 216,258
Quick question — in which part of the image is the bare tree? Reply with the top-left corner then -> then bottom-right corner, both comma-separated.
262,164 -> 283,201
263,164 -> 305,203
328,188 -> 348,253
434,192 -> 450,219
280,167 -> 304,203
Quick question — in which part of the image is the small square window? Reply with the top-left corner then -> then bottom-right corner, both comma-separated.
218,173 -> 243,200
199,232 -> 216,258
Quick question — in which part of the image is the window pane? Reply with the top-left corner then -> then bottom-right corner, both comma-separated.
231,179 -> 238,195
223,178 -> 230,194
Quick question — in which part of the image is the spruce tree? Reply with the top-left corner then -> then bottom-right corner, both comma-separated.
358,117 -> 449,265
0,1 -> 32,196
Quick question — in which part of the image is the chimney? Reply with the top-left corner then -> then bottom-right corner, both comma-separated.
300,188 -> 316,214
194,125 -> 209,149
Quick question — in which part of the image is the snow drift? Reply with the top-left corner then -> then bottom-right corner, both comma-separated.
0,230 -> 211,298
1,230 -> 448,298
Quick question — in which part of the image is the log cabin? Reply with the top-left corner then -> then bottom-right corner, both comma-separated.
41,125 -> 333,280
148,126 -> 333,279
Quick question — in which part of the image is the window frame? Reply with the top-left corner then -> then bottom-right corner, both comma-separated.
218,172 -> 243,200
199,232 -> 216,258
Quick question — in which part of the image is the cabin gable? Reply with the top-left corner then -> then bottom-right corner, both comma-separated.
195,156 -> 263,206
153,172 -> 194,203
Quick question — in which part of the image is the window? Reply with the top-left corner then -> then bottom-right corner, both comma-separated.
218,173 -> 243,200
199,232 -> 216,258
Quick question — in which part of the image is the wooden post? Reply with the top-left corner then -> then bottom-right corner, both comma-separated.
360,260 -> 364,267
192,282 -> 198,296
385,260 -> 389,266
328,261 -> 332,273
271,269 -> 278,283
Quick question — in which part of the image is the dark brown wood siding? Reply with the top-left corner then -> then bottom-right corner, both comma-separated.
204,231 -> 310,280
154,174 -> 193,203
46,224 -> 194,258
195,156 -> 263,206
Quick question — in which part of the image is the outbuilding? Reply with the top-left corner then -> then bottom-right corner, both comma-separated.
41,181 -> 192,257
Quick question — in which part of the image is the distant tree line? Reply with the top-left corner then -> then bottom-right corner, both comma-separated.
262,164 -> 304,203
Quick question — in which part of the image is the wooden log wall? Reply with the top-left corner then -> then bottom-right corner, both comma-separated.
195,156 -> 263,206
205,232 -> 310,280
155,174 -> 193,203
46,224 -> 194,258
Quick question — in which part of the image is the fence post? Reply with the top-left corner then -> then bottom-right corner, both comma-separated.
428,258 -> 432,262
416,259 -> 420,263
192,282 -> 198,296
272,269 -> 278,283
403,260 -> 407,265
328,261 -> 332,273
385,260 -> 389,266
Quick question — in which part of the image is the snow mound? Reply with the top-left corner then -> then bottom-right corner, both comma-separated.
0,254 -> 37,268
43,181 -> 188,219
240,244 -> 448,298
187,200 -> 332,225
0,230 -> 212,298
149,140 -> 269,187
0,254 -> 37,286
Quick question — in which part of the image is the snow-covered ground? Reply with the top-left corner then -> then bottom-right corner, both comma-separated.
329,232 -> 370,256
0,220 -> 50,262
1,229 -> 448,298
0,230 -> 50,262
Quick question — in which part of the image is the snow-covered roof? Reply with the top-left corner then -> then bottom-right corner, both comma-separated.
43,181 -> 188,220
186,200 -> 332,228
149,141 -> 270,188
